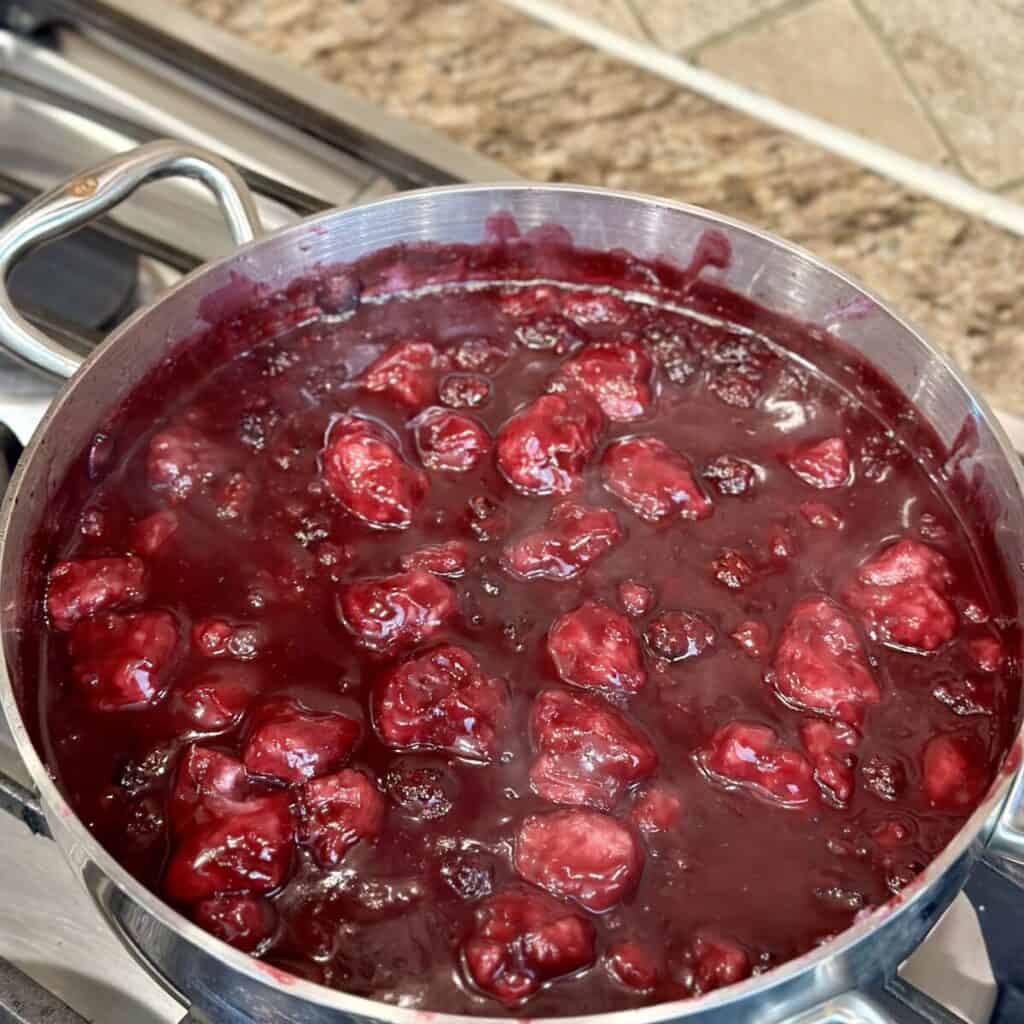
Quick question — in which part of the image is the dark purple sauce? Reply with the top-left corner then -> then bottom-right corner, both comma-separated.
20,226 -> 1020,1015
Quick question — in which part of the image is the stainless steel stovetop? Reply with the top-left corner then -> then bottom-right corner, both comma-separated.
0,4 -> 1020,1022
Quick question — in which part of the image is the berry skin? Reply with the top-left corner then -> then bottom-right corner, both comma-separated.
461,888 -> 595,1004
46,556 -> 147,632
529,689 -> 657,810
601,436 -> 712,522
844,539 -> 957,652
549,339 -> 654,422
321,415 -> 428,530
372,644 -> 509,762
695,721 -> 817,808
772,597 -> 880,724
502,502 -> 622,582
514,808 -> 643,912
337,570 -> 456,655
496,392 -> 604,496
548,602 -> 647,695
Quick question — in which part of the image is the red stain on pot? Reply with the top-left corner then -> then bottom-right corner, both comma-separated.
196,271 -> 266,326
257,961 -> 298,986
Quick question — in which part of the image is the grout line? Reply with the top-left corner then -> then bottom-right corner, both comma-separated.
621,0 -> 656,42
499,0 -> 1024,238
993,0 -> 1024,21
851,0 -> 970,182
683,0 -> 817,62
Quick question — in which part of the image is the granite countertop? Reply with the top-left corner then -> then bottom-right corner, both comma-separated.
178,0 -> 1024,417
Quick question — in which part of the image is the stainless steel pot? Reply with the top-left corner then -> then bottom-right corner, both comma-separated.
0,141 -> 1021,1024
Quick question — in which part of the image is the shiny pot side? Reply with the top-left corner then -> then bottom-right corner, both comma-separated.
0,143 -> 1022,1024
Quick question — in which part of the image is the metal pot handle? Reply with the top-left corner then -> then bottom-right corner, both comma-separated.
0,139 -> 262,380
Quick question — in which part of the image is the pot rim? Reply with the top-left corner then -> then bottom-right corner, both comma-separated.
1,180 -> 1021,1024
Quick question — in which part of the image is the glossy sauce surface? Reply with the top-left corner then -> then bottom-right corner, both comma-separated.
25,232 -> 1021,1015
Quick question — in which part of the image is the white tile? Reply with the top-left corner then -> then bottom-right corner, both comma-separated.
699,0 -> 948,162
860,0 -> 1024,187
